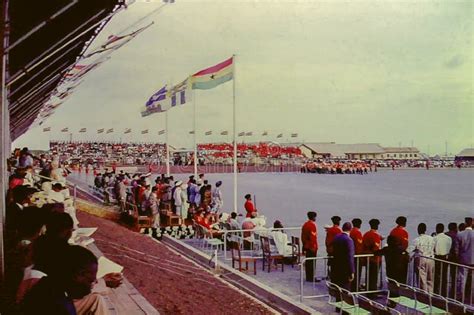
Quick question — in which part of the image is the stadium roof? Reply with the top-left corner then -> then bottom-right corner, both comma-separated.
7,0 -> 123,140
383,147 -> 420,153
302,143 -> 385,158
456,148 -> 474,157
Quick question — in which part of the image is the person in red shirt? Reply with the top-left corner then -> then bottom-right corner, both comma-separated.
363,219 -> 382,292
244,194 -> 257,218
350,218 -> 363,291
325,216 -> 342,256
389,216 -> 409,251
301,211 -> 319,282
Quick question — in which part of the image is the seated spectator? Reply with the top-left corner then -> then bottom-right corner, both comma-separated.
270,220 -> 292,256
21,245 -> 106,315
228,212 -> 240,230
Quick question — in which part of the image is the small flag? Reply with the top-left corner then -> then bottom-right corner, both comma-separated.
141,129 -> 149,134
245,132 -> 253,136
262,131 -> 268,136
191,57 -> 234,90
97,128 -> 104,134
106,128 -> 114,134
189,130 -> 195,135
158,129 -> 165,135
42,127 -> 51,132
291,133 -> 298,138
170,78 -> 191,107
238,132 -> 245,137
205,130 -> 212,136
141,85 -> 169,117
277,133 -> 283,138
124,128 -> 132,134
79,128 -> 87,133
220,131 -> 228,136
61,127 -> 69,132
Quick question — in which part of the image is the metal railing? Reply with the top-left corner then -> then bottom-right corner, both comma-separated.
299,254 -> 386,302
222,227 -> 301,260
408,253 -> 474,306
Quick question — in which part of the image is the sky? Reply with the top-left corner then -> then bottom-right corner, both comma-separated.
13,0 -> 473,155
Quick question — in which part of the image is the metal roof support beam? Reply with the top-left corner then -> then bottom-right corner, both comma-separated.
6,7 -> 116,87
4,0 -> 79,53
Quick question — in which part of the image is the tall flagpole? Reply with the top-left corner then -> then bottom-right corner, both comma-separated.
165,110 -> 170,177
232,54 -> 238,213
193,88 -> 198,177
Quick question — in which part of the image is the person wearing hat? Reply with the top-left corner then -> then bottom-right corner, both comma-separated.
244,194 -> 257,218
325,216 -> 342,256
211,181 -> 223,212
302,211 -> 318,282
173,181 -> 183,216
363,218 -> 382,292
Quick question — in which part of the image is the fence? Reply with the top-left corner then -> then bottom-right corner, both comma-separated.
299,254 -> 386,302
408,253 -> 474,306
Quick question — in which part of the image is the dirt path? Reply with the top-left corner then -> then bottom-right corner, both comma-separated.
77,211 -> 275,315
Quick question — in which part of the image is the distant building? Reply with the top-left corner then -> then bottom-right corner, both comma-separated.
455,148 -> 474,164
299,143 -> 385,160
382,147 -> 420,160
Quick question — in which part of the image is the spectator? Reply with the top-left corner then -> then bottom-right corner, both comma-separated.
412,223 -> 435,292
244,194 -> 257,218
390,216 -> 409,251
350,218 -> 363,291
331,222 -> 355,290
271,220 -> 292,256
445,222 -> 458,298
211,181 -> 223,212
228,212 -> 240,230
301,211 -> 318,282
455,217 -> 473,301
362,219 -> 382,292
433,223 -> 451,296
325,216 -> 342,256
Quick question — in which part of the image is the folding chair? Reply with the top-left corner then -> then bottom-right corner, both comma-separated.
291,236 -> 302,267
326,281 -> 344,314
357,294 -> 401,315
260,236 -> 284,272
230,241 -> 258,275
340,288 -> 370,315
413,288 -> 447,314
445,297 -> 466,314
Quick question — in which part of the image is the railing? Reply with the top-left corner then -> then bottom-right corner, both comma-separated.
408,253 -> 474,306
299,254 -> 386,302
222,227 -> 301,260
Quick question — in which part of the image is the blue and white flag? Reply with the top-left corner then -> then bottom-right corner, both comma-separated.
170,78 -> 191,108
141,85 -> 170,117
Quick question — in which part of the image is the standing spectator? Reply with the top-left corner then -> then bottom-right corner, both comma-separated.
325,216 -> 342,256
179,183 -> 189,221
244,194 -> 257,218
301,211 -> 318,282
350,218 -> 363,291
455,217 -> 473,302
362,219 -> 382,292
390,216 -> 409,251
412,223 -> 435,292
173,181 -> 183,216
433,223 -> 452,296
211,181 -> 223,212
331,222 -> 355,290
149,186 -> 160,238
445,222 -> 458,298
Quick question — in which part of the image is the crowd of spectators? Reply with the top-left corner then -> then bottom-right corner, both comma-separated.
2,148 -> 123,314
301,212 -> 473,303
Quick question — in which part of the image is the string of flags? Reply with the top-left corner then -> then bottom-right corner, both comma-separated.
41,126 -> 300,139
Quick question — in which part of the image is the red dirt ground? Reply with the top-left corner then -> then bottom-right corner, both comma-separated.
77,211 -> 274,315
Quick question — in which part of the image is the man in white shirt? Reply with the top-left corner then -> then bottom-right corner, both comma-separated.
433,223 -> 452,296
413,223 -> 435,292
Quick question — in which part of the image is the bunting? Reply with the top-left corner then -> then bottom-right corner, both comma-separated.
124,128 -> 132,134
158,129 -> 166,135
220,131 -> 228,135
106,128 -> 114,134
205,130 -> 212,136
97,128 -> 104,134
79,128 -> 87,133
141,129 -> 149,134
61,127 -> 69,132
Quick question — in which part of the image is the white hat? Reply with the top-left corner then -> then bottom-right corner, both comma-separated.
175,180 -> 183,187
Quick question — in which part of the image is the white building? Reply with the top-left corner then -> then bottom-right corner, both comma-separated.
382,147 -> 421,160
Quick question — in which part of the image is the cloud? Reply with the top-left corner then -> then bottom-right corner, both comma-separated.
444,54 -> 465,68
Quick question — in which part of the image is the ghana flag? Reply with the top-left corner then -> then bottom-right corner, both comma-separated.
191,57 -> 233,90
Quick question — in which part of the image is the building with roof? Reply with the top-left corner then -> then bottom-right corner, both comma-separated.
382,147 -> 421,160
455,148 -> 474,164
299,142 -> 385,160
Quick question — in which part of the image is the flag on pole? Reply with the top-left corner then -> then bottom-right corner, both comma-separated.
189,130 -> 195,135
106,128 -> 114,134
191,57 -> 233,90
158,129 -> 166,135
220,131 -> 228,135
141,85 -> 170,117
42,127 -> 51,132
291,133 -> 298,138
205,130 -> 212,136
141,129 -> 149,134
124,128 -> 132,134
245,132 -> 252,136
61,127 -> 69,132
238,132 -> 245,137
79,128 -> 87,133
97,128 -> 104,134
170,78 -> 191,107
277,133 -> 283,138
262,131 -> 268,136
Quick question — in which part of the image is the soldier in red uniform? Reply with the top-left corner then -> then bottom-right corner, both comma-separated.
326,216 -> 342,256
350,218 -> 363,291
390,216 -> 409,251
301,211 -> 318,282
363,219 -> 382,292
244,194 -> 257,218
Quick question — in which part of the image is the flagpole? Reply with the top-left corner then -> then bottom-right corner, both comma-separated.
232,54 -> 238,214
165,110 -> 170,177
193,88 -> 198,177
